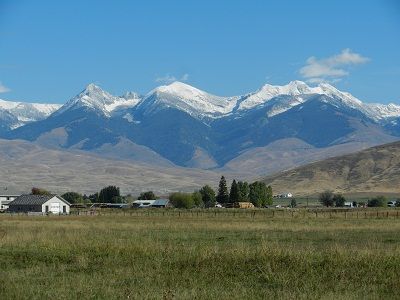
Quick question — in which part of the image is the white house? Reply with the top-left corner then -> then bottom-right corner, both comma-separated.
0,187 -> 23,210
8,194 -> 71,214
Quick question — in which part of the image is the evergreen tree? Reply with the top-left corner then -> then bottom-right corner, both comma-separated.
99,186 -> 120,203
229,179 -> 240,203
237,181 -> 249,201
216,176 -> 229,204
199,185 -> 216,207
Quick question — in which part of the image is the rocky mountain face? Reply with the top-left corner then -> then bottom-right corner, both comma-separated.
1,81 -> 400,174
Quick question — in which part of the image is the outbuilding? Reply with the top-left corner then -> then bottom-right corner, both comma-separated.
8,194 -> 70,214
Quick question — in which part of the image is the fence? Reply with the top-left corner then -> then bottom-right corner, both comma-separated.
66,208 -> 400,219
2,208 -> 399,219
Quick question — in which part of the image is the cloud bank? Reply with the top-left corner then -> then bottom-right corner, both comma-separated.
300,49 -> 369,83
0,82 -> 10,93
155,73 -> 189,84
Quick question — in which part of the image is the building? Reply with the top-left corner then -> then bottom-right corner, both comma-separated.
151,199 -> 170,208
8,194 -> 70,214
344,201 -> 354,208
132,200 -> 156,208
0,187 -> 23,210
131,199 -> 170,208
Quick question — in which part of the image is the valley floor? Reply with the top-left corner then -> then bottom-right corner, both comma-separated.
0,211 -> 400,299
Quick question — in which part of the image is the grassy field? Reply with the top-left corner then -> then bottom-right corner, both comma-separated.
1,211 -> 400,299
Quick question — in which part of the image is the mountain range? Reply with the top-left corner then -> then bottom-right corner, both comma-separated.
1,81 -> 400,175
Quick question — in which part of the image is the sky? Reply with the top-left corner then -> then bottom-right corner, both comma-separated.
0,0 -> 399,104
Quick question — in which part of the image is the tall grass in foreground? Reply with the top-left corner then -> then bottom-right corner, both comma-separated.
0,214 -> 399,299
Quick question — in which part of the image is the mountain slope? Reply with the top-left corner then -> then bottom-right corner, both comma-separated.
0,139 -> 223,195
3,81 -> 400,170
262,141 -> 400,195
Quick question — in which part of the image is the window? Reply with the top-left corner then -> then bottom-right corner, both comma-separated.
63,206 -> 66,213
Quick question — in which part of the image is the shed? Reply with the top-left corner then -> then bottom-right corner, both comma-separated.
8,194 -> 70,214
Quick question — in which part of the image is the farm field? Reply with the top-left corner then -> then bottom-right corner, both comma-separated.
0,211 -> 400,299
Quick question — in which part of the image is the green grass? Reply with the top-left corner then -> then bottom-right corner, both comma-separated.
1,212 -> 400,299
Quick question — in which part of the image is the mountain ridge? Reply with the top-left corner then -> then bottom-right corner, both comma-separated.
2,80 -> 400,171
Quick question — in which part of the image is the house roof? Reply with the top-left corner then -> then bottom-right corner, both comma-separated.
152,199 -> 169,206
9,194 -> 70,206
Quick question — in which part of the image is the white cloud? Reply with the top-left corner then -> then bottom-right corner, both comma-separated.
299,49 -> 369,83
155,73 -> 189,84
0,82 -> 10,93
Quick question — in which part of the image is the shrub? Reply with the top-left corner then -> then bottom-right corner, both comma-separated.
368,196 -> 387,207
61,192 -> 83,204
290,198 -> 297,208
319,191 -> 334,207
169,193 -> 195,209
138,191 -> 156,200
199,185 -> 216,207
333,194 -> 346,207
192,191 -> 204,208
31,187 -> 51,195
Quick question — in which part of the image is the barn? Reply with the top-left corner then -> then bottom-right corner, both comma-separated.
8,194 -> 71,214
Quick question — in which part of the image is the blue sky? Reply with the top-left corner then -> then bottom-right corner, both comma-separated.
0,0 -> 399,104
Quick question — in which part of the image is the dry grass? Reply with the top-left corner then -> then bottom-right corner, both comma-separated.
1,212 -> 400,299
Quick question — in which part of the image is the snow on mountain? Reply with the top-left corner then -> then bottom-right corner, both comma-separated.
237,81 -> 400,121
54,83 -> 141,117
238,81 -> 320,111
367,103 -> 400,119
0,98 -> 61,128
136,81 -> 239,118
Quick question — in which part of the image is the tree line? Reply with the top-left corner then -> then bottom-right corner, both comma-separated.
169,176 -> 273,209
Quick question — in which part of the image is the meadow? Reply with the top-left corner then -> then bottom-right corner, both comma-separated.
0,210 -> 400,299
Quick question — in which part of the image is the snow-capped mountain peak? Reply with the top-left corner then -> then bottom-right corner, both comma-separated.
0,98 -> 61,128
238,80 -> 320,111
138,81 -> 239,118
54,83 -> 141,117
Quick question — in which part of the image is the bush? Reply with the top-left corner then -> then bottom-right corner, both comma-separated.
138,191 -> 156,200
192,191 -> 204,208
290,198 -> 297,208
333,194 -> 346,207
368,196 -> 387,207
199,185 -> 216,208
169,193 -> 195,209
31,187 -> 51,195
61,192 -> 83,204
319,191 -> 334,207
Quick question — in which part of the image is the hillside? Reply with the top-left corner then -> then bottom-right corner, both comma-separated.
262,141 -> 400,196
0,139 -> 224,195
